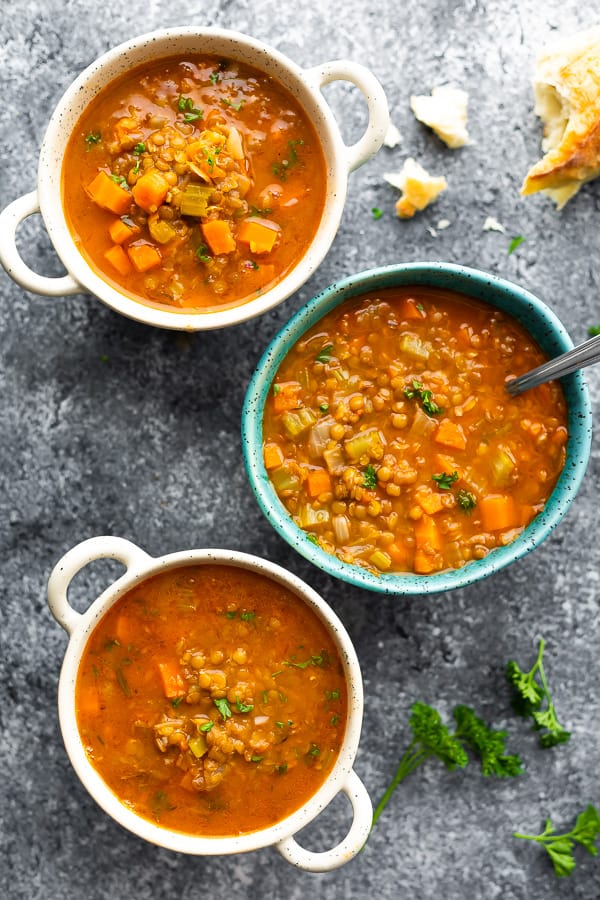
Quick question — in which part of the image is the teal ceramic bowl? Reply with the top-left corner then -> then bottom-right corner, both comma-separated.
241,263 -> 592,595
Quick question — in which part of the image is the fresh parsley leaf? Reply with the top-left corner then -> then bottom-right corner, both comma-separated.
177,95 -> 203,122
221,98 -> 244,111
214,697 -> 232,720
199,721 -> 214,733
236,697 -> 254,713
453,704 -> 523,778
457,489 -> 477,511
319,402 -> 329,413
240,611 -> 256,622
506,639 -> 570,748
307,533 -> 319,545
195,243 -> 211,263
371,207 -> 383,220
508,235 -> 525,254
404,379 -> 443,415
133,142 -> 146,154
249,205 -> 273,216
251,755 -> 263,762
110,174 -> 129,190
588,324 -> 600,337
514,805 -> 600,877
210,70 -> 220,84
171,696 -> 184,708
432,470 -> 459,491
315,344 -> 334,364
362,464 -> 378,490
85,131 -> 101,149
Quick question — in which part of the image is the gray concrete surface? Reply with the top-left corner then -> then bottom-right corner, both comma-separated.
1,1 -> 600,898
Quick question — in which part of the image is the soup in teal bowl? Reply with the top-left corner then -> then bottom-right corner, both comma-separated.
241,263 -> 592,594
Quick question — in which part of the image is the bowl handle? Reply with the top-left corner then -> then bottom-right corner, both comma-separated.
304,60 -> 389,173
275,768 -> 372,872
48,536 -> 152,635
0,191 -> 82,296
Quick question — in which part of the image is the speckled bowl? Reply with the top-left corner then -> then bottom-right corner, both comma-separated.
242,262 -> 593,595
47,536 -> 372,871
0,27 -> 388,331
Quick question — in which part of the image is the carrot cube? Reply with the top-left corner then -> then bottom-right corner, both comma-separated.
480,495 -> 519,531
86,170 -> 132,216
263,443 -> 285,470
157,662 -> 185,699
399,297 -> 426,320
132,170 -> 170,213
434,419 -> 467,451
272,382 -> 302,413
237,218 -> 280,254
306,467 -> 332,498
104,244 -> 132,276
414,514 -> 442,551
416,489 -> 445,515
202,219 -> 236,255
108,217 -> 140,245
127,243 -> 162,273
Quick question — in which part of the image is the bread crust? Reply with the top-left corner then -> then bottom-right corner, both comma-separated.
521,25 -> 600,207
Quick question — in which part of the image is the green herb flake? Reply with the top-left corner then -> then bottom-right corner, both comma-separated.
307,533 -> 319,545
315,344 -> 334,364
250,205 -> 273,216
85,131 -> 101,149
588,324 -> 600,337
325,689 -> 340,702
177,95 -> 203,122
262,690 -> 269,704
432,470 -> 459,491
236,698 -> 254,714
195,243 -> 211,263
371,207 -> 383,220
308,743 -> 321,757
508,235 -> 525,254
171,696 -> 184,708
214,697 -> 232,720
115,667 -> 131,698
457,489 -> 477,511
225,610 -> 237,619
272,383 -> 282,395
110,174 -> 129,190
222,98 -> 245,111
199,721 -> 214,733
331,714 -> 340,726
276,764 -> 288,775
240,611 -> 256,622
251,755 -> 263,763
210,71 -> 220,84
362,464 -> 378,490
404,379 -> 443,416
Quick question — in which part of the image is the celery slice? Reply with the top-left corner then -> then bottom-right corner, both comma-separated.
344,427 -> 385,461
180,183 -> 213,217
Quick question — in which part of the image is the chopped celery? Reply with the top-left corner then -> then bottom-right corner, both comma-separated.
281,407 -> 317,438
270,465 -> 302,493
399,333 -> 432,362
188,735 -> 208,758
369,549 -> 392,571
308,417 -> 334,458
180,183 -> 213,217
344,427 -> 385,461
490,447 -> 515,486
323,445 -> 345,474
297,504 -> 330,528
148,218 -> 177,244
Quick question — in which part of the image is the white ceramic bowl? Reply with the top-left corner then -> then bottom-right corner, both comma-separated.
47,536 -> 372,871
0,27 -> 388,331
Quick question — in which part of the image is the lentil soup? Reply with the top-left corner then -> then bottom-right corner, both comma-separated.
62,55 -> 326,312
75,564 -> 347,837
262,287 -> 569,576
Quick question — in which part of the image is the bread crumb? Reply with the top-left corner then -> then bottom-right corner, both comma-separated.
482,216 -> 506,233
383,122 -> 402,148
521,25 -> 600,208
437,218 -> 451,230
384,158 -> 448,218
410,85 -> 470,149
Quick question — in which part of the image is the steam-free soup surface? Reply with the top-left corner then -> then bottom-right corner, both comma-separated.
62,55 -> 326,312
262,287 -> 569,575
76,565 -> 347,836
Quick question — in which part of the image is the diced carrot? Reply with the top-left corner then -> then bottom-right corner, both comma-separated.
157,662 -> 185,699
434,419 -> 467,451
237,218 -> 280,254
387,541 -> 411,567
114,614 -> 138,646
273,381 -> 302,413
104,244 -> 132,276
306,467 -> 332,498
414,514 -> 442,550
77,686 -> 101,717
127,243 -> 162,273
132,170 -> 170,213
201,219 -> 236,255
414,547 -> 443,574
519,504 -> 536,527
434,453 -> 464,479
263,443 -> 285,470
86,170 -> 132,215
480,494 -> 519,531
108,217 -> 140,245
399,297 -> 426,320
416,489 -> 445,515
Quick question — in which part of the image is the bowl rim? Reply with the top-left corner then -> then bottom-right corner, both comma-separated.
34,26 -> 362,331
241,261 -> 593,595
55,546 -> 366,853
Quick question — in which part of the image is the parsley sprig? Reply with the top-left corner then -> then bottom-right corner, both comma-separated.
368,702 -> 522,840
362,464 -> 378,490
506,638 -> 571,748
514,805 -> 600,877
432,470 -> 458,491
177,95 -> 203,122
404,379 -> 443,416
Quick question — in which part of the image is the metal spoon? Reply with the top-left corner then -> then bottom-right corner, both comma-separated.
505,333 -> 600,396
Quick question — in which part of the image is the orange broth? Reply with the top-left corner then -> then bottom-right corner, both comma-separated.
62,55 -> 326,312
75,564 -> 347,837
262,287 -> 569,575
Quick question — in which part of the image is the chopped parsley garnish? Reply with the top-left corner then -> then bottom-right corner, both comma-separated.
307,533 -> 319,545
588,324 -> 600,337
171,696 -> 184,708
272,383 -> 282,395
285,651 -> 329,669
331,714 -> 340,726
236,698 -> 254,713
199,721 -> 214,733
177,95 -> 203,122
508,235 -> 525,254
85,131 -> 101,149
209,70 -> 220,84
457,489 -> 477,511
251,755 -> 263,763
195,243 -> 211,263
276,764 -> 288,774
315,344 -> 334,363
240,611 -> 256,622
110,174 -> 129,190
214,697 -> 232,720
325,689 -> 340,702
225,610 -> 237,619
308,743 -> 321,757
362,464 -> 378,490
272,139 -> 304,180
371,206 -> 383,220
222,98 -> 244,111
249,205 -> 273,216
319,402 -> 329,413
404,379 -> 443,415
432,470 -> 459,491
133,142 -> 146,154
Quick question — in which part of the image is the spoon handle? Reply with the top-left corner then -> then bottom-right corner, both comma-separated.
506,333 -> 600,396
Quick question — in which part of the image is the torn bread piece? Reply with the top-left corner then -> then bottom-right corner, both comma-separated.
384,158 -> 448,218
521,24 -> 600,208
410,85 -> 470,148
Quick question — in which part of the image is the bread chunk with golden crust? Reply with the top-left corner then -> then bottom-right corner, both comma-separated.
522,24 -> 600,208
